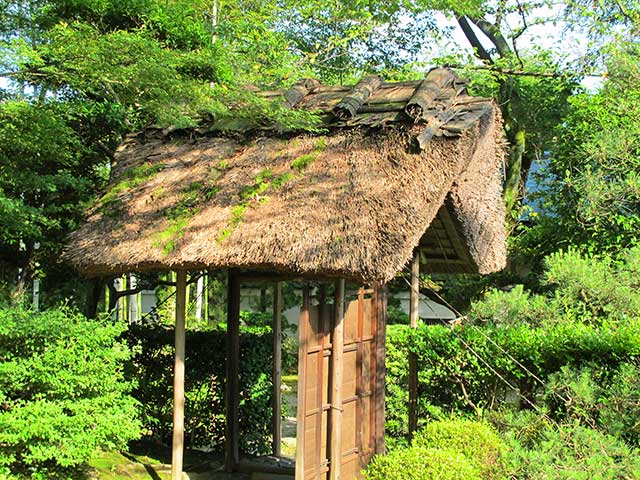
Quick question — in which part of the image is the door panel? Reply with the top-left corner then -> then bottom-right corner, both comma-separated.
296,286 -> 384,480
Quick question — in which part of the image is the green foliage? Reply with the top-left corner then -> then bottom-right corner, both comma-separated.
0,100 -> 103,302
0,306 -> 141,478
412,419 -> 507,479
366,419 -> 506,480
497,414 -> 640,480
124,322 -> 274,454
385,248 -> 640,440
518,33 -> 640,260
474,248 -> 640,325
471,284 -> 553,327
371,413 -> 640,480
545,362 -> 640,446
365,446 -> 480,480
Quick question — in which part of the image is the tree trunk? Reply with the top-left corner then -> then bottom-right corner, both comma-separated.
84,277 -> 105,319
504,128 -> 526,215
107,278 -> 118,312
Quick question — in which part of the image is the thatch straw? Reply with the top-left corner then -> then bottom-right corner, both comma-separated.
65,102 -> 506,281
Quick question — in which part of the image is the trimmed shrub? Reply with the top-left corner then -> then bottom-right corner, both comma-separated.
412,419 -> 507,479
364,447 -> 480,480
365,419 -> 506,480
0,306 -> 141,478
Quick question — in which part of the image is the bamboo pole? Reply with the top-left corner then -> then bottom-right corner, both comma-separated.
272,282 -> 283,457
329,279 -> 346,480
225,270 -> 241,472
408,252 -> 419,437
171,270 -> 187,480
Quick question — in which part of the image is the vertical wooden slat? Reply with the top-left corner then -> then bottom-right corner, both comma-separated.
408,252 -> 419,438
329,279 -> 345,480
369,287 -> 378,457
316,285 -> 327,480
272,282 -> 283,457
295,285 -> 310,480
225,270 -> 241,472
373,282 -> 387,455
171,270 -> 187,480
355,288 -> 364,465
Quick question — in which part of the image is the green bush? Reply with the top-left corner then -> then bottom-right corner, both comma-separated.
499,414 -> 640,479
366,419 -> 506,480
545,362 -> 640,446
384,249 -> 640,440
364,446 -> 480,480
0,306 -> 141,478
125,322 -> 274,454
385,319 -> 640,439
412,419 -> 507,479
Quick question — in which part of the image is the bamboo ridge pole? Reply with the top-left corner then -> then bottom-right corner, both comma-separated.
171,270 -> 187,480
408,253 -> 419,437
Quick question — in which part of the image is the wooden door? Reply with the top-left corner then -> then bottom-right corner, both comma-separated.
296,284 -> 386,480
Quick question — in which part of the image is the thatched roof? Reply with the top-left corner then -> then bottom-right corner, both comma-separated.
65,68 -> 507,282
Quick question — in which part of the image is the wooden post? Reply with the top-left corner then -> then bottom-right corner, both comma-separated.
408,252 -> 419,438
195,273 -> 204,321
315,285 -> 326,480
329,279 -> 345,480
171,270 -> 187,480
225,270 -> 241,472
373,282 -> 387,454
295,285 -> 310,480
272,282 -> 283,457
204,273 -> 209,325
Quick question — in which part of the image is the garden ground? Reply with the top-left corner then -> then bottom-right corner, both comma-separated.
89,375 -> 299,480
89,447 -> 296,480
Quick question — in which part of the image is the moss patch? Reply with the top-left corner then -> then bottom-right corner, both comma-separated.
216,167 -> 293,243
86,450 -> 170,480
96,163 -> 166,218
101,163 -> 165,204
216,139 -> 328,243
152,163 -> 225,255
291,138 -> 326,172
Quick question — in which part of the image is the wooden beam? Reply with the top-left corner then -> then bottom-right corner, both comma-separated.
295,285 -> 310,480
237,272 -> 298,283
171,270 -> 187,480
408,253 -> 419,438
272,282 -> 283,457
373,282 -> 387,454
225,270 -> 241,472
329,279 -> 345,480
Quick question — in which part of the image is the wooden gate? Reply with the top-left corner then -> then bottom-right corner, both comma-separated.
296,283 -> 386,480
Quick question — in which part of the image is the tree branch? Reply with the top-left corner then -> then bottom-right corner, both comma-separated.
456,15 -> 494,64
109,274 -> 202,300
469,17 -> 513,57
444,63 -> 579,78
